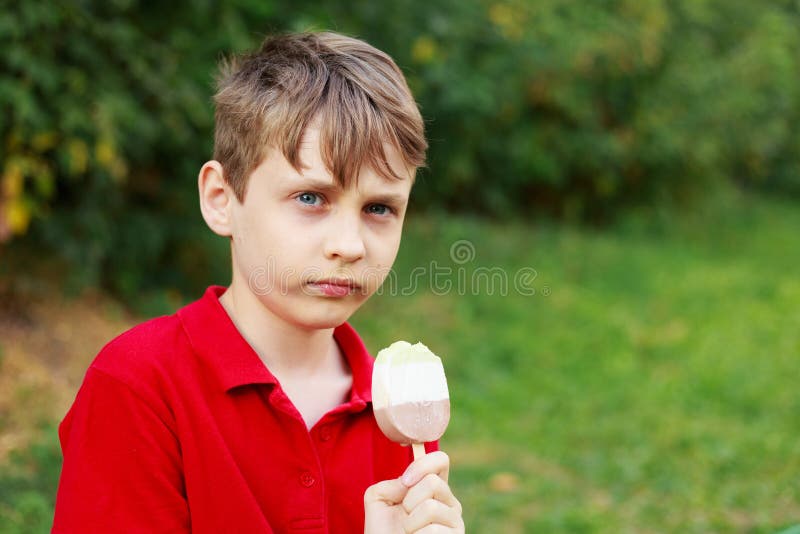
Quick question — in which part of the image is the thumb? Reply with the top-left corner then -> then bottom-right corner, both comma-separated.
364,478 -> 408,507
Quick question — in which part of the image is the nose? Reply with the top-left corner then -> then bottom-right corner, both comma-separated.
323,211 -> 366,263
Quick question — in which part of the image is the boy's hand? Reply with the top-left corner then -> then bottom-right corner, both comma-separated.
364,451 -> 464,533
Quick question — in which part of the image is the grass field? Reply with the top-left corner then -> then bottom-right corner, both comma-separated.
1,190 -> 799,532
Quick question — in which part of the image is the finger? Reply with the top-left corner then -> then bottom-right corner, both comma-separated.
401,450 -> 450,487
364,478 -> 409,507
402,473 -> 461,513
402,498 -> 462,533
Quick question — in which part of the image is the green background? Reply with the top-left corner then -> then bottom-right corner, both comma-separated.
1,1 -> 799,532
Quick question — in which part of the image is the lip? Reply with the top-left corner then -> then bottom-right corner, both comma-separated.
307,278 -> 361,297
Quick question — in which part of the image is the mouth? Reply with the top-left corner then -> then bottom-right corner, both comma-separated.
306,278 -> 362,297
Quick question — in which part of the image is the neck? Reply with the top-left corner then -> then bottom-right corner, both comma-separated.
219,280 -> 341,378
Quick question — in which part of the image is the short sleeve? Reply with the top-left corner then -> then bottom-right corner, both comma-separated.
53,367 -> 189,533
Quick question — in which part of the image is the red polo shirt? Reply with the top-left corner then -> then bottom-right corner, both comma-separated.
53,286 -> 434,533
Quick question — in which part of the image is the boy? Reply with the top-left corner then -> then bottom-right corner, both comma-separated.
52,32 -> 464,533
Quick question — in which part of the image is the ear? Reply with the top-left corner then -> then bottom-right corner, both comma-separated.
198,160 -> 235,237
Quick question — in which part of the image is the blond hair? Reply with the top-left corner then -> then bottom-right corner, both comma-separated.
213,32 -> 427,200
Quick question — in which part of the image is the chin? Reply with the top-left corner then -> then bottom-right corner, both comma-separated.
287,299 -> 365,331
290,312 -> 352,331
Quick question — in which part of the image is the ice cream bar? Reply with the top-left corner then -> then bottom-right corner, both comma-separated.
372,341 -> 450,447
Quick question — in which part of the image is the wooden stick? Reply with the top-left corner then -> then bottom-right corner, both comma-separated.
412,442 -> 426,460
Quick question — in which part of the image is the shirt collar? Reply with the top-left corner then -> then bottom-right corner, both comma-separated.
177,286 -> 373,405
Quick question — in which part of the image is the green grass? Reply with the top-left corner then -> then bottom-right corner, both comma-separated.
2,191 -> 799,532
353,191 -> 800,533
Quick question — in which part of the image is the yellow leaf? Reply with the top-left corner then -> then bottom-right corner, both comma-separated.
32,131 -> 58,152
412,36 -> 437,64
2,162 -> 24,198
68,139 -> 89,175
488,3 -> 525,40
489,3 -> 514,28
95,139 -> 115,167
4,197 -> 31,235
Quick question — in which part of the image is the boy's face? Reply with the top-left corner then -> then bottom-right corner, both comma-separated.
225,127 -> 413,330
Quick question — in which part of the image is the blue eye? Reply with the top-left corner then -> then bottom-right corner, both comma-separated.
297,192 -> 321,206
367,204 -> 391,216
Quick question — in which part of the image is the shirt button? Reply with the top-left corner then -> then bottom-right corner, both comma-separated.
300,471 -> 316,487
319,426 -> 332,441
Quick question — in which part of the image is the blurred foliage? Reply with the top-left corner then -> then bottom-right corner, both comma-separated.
1,0 -> 800,300
0,0 -> 285,298
331,0 -> 800,219
0,425 -> 60,532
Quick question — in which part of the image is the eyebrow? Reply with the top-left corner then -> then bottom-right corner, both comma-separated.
366,193 -> 408,206
290,177 -> 341,193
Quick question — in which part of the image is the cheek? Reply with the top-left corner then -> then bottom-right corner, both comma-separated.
374,229 -> 402,263
232,216 -> 284,282
364,232 -> 402,276
232,222 -> 264,268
